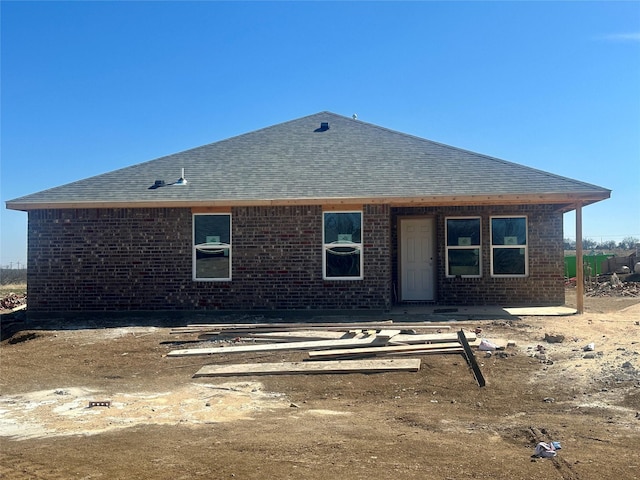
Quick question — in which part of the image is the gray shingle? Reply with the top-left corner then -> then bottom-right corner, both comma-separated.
6,111 -> 610,209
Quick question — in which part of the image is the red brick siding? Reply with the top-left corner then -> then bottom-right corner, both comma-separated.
27,205 -> 391,312
390,205 -> 564,306
26,203 -> 562,313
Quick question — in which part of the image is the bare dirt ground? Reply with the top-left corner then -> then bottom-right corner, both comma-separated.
1,289 -> 639,480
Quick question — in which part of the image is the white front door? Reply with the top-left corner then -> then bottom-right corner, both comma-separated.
400,218 -> 435,301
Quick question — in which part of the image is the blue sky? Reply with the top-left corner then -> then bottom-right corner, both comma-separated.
1,1 -> 639,266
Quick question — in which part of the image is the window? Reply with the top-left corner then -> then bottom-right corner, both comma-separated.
323,211 -> 363,280
446,217 -> 481,277
193,214 -> 231,281
491,216 -> 528,276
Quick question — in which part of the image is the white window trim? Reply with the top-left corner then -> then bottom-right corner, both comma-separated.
490,215 -> 528,278
445,216 -> 482,278
192,213 -> 232,282
322,210 -> 364,281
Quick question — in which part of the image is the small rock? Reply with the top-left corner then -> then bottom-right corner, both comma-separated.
290,402 -> 299,408
543,397 -> 555,403
583,352 -> 596,359
544,333 -> 565,344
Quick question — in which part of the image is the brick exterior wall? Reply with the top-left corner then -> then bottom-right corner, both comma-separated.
27,205 -> 392,312
26,203 -> 563,313
391,204 -> 565,306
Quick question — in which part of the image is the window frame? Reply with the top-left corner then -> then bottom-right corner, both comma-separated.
490,215 -> 528,278
445,216 -> 482,278
322,210 -> 364,281
192,213 -> 232,282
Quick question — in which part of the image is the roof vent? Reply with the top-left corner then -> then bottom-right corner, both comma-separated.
315,122 -> 330,132
175,168 -> 188,186
149,179 -> 166,190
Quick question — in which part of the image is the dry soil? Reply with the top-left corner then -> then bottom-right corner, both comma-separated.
1,290 -> 639,480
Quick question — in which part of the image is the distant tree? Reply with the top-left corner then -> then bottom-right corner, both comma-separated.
596,240 -> 616,250
563,238 -> 576,250
582,238 -> 597,249
0,268 -> 27,286
618,236 -> 640,250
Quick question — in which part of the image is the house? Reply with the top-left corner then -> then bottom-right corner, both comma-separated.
6,112 -> 610,315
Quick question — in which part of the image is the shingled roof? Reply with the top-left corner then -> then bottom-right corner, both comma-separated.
6,111 -> 610,211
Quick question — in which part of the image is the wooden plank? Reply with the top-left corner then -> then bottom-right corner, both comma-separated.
170,322 -> 450,334
175,321 -> 395,330
458,329 -> 485,387
389,331 -> 475,345
389,347 -> 463,356
575,202 -> 584,314
193,358 -> 422,377
167,335 -> 387,357
308,342 -> 462,359
373,329 -> 401,341
192,327 -> 358,340
235,331 -> 358,342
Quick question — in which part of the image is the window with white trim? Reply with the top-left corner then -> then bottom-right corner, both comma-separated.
445,217 -> 481,277
193,213 -> 231,281
323,211 -> 363,280
490,216 -> 528,277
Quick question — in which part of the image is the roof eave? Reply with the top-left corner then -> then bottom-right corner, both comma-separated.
6,191 -> 610,212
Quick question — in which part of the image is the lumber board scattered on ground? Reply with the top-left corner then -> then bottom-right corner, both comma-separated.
308,342 -> 463,359
386,347 -> 463,356
370,329 -> 401,341
458,329 -> 485,387
389,331 -> 475,345
167,335 -> 388,357
230,330 -> 362,342
193,358 -> 422,377
170,321 -> 450,334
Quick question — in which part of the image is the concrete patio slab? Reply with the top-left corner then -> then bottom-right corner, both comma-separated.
388,305 -> 577,317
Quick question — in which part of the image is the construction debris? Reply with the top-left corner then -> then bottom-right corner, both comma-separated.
166,321 -> 501,386
167,335 -> 388,357
0,292 -> 26,311
172,321 -> 451,336
307,342 -> 463,359
167,330 -> 476,357
193,358 -> 422,377
585,280 -> 640,297
457,329 -> 486,387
